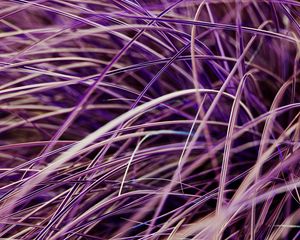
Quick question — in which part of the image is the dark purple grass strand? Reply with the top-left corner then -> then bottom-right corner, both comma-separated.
111,13 -> 300,42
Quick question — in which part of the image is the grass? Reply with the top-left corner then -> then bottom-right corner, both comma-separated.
0,0 -> 299,239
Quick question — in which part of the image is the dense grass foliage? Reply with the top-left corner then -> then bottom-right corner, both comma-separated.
0,0 -> 299,239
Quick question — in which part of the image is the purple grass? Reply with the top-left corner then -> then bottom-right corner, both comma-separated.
0,0 -> 299,239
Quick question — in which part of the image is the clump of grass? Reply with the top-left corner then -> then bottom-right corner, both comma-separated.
0,0 -> 299,239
